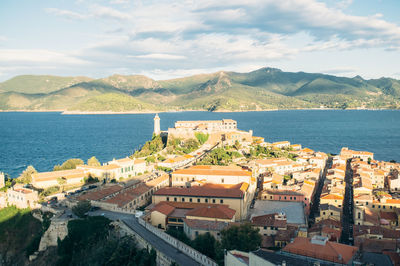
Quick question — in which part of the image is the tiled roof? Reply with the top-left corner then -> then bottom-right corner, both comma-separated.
183,219 -> 230,231
152,202 -> 175,216
283,237 -> 358,264
321,193 -> 343,200
251,213 -> 287,228
32,169 -> 86,182
77,185 -> 123,201
172,165 -> 251,177
320,203 -> 341,212
104,184 -> 151,207
186,205 -> 235,220
154,183 -> 245,198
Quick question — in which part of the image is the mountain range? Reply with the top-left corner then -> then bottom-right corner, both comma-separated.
0,67 -> 399,112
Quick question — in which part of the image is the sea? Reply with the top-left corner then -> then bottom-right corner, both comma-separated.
0,110 -> 399,178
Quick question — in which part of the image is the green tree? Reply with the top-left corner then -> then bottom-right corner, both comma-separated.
72,200 -> 91,218
54,158 -> 84,171
192,232 -> 217,259
87,156 -> 101,166
17,165 -> 37,184
233,140 -> 241,150
195,132 -> 209,145
220,223 -> 262,252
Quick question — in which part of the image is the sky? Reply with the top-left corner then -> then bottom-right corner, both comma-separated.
1,0 -> 400,81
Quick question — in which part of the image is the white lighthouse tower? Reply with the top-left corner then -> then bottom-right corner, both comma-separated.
153,114 -> 160,135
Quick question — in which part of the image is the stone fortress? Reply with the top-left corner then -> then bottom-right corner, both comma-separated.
154,114 -> 253,146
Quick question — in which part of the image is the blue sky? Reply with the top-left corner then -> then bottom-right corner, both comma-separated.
1,0 -> 400,81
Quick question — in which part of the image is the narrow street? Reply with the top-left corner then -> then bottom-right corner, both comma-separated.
308,156 -> 333,226
339,159 -> 354,245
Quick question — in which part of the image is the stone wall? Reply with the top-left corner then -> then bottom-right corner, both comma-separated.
138,218 -> 218,266
38,219 -> 68,252
116,221 -> 172,266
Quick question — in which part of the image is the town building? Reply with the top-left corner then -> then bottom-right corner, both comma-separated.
77,157 -> 146,181
31,169 -> 86,189
315,203 -> 342,223
171,165 -> 253,188
7,184 -> 39,209
282,236 -> 358,265
340,147 -> 374,161
153,183 -> 251,220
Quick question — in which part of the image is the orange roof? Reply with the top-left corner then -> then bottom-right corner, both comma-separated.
386,199 -> 400,205
321,194 -> 344,200
301,148 -> 314,153
105,184 -> 151,207
145,174 -> 169,187
32,169 -> 86,182
283,237 -> 358,264
186,205 -> 236,220
152,202 -> 176,216
154,183 -> 245,198
78,185 -> 123,201
172,165 -> 251,177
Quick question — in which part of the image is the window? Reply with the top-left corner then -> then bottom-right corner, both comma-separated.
264,196 -> 267,199
182,198 -> 185,202
205,199 -> 208,203
323,212 -> 326,215
221,178 -> 224,183
290,197 -> 292,200
284,196 -> 287,200
166,197 -> 169,201
358,212 -> 361,219
330,212 -> 333,216
197,199 -> 200,203
220,199 -> 224,203
264,226 -> 267,229
212,199 -> 216,203
270,196 -> 273,200
190,198 -> 193,202
174,197 -> 177,202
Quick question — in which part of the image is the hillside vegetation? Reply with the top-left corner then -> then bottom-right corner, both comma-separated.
1,67 -> 399,112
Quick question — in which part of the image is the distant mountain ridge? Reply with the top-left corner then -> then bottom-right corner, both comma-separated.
0,67 -> 399,112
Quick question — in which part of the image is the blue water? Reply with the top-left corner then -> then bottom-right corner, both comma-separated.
0,110 -> 399,178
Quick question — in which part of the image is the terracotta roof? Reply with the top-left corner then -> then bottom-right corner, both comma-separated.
77,185 -> 123,201
283,237 -> 358,264
385,199 -> 400,204
154,183 -> 245,198
183,219 -> 230,231
152,202 -> 175,216
186,205 -> 235,220
321,194 -> 344,200
104,184 -> 151,207
32,169 -> 86,182
251,213 -> 287,228
172,165 -> 251,177
145,174 -> 169,187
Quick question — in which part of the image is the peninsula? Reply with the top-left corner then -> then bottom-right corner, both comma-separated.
1,115 -> 399,265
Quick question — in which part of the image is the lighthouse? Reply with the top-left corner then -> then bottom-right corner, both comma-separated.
154,114 -> 160,135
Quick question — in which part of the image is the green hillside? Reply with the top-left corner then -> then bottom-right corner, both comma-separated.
0,75 -> 92,94
0,67 -> 399,112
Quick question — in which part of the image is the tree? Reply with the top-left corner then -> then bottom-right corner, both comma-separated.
220,223 -> 262,252
195,132 -> 209,145
72,200 -> 91,218
54,158 -> 84,171
57,177 -> 67,192
192,232 -> 217,259
17,165 -> 37,184
87,156 -> 101,166
233,140 -> 241,150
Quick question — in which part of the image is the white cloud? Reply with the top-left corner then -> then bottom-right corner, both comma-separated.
90,5 -> 130,20
45,7 -> 87,20
128,53 -> 186,60
0,49 -> 88,65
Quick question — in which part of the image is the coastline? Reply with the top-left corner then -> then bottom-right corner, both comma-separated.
0,107 -> 397,115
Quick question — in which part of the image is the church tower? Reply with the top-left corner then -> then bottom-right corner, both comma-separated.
153,114 -> 160,135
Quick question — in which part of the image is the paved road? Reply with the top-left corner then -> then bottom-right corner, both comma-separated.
340,159 -> 354,245
89,210 -> 200,266
308,157 -> 333,226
